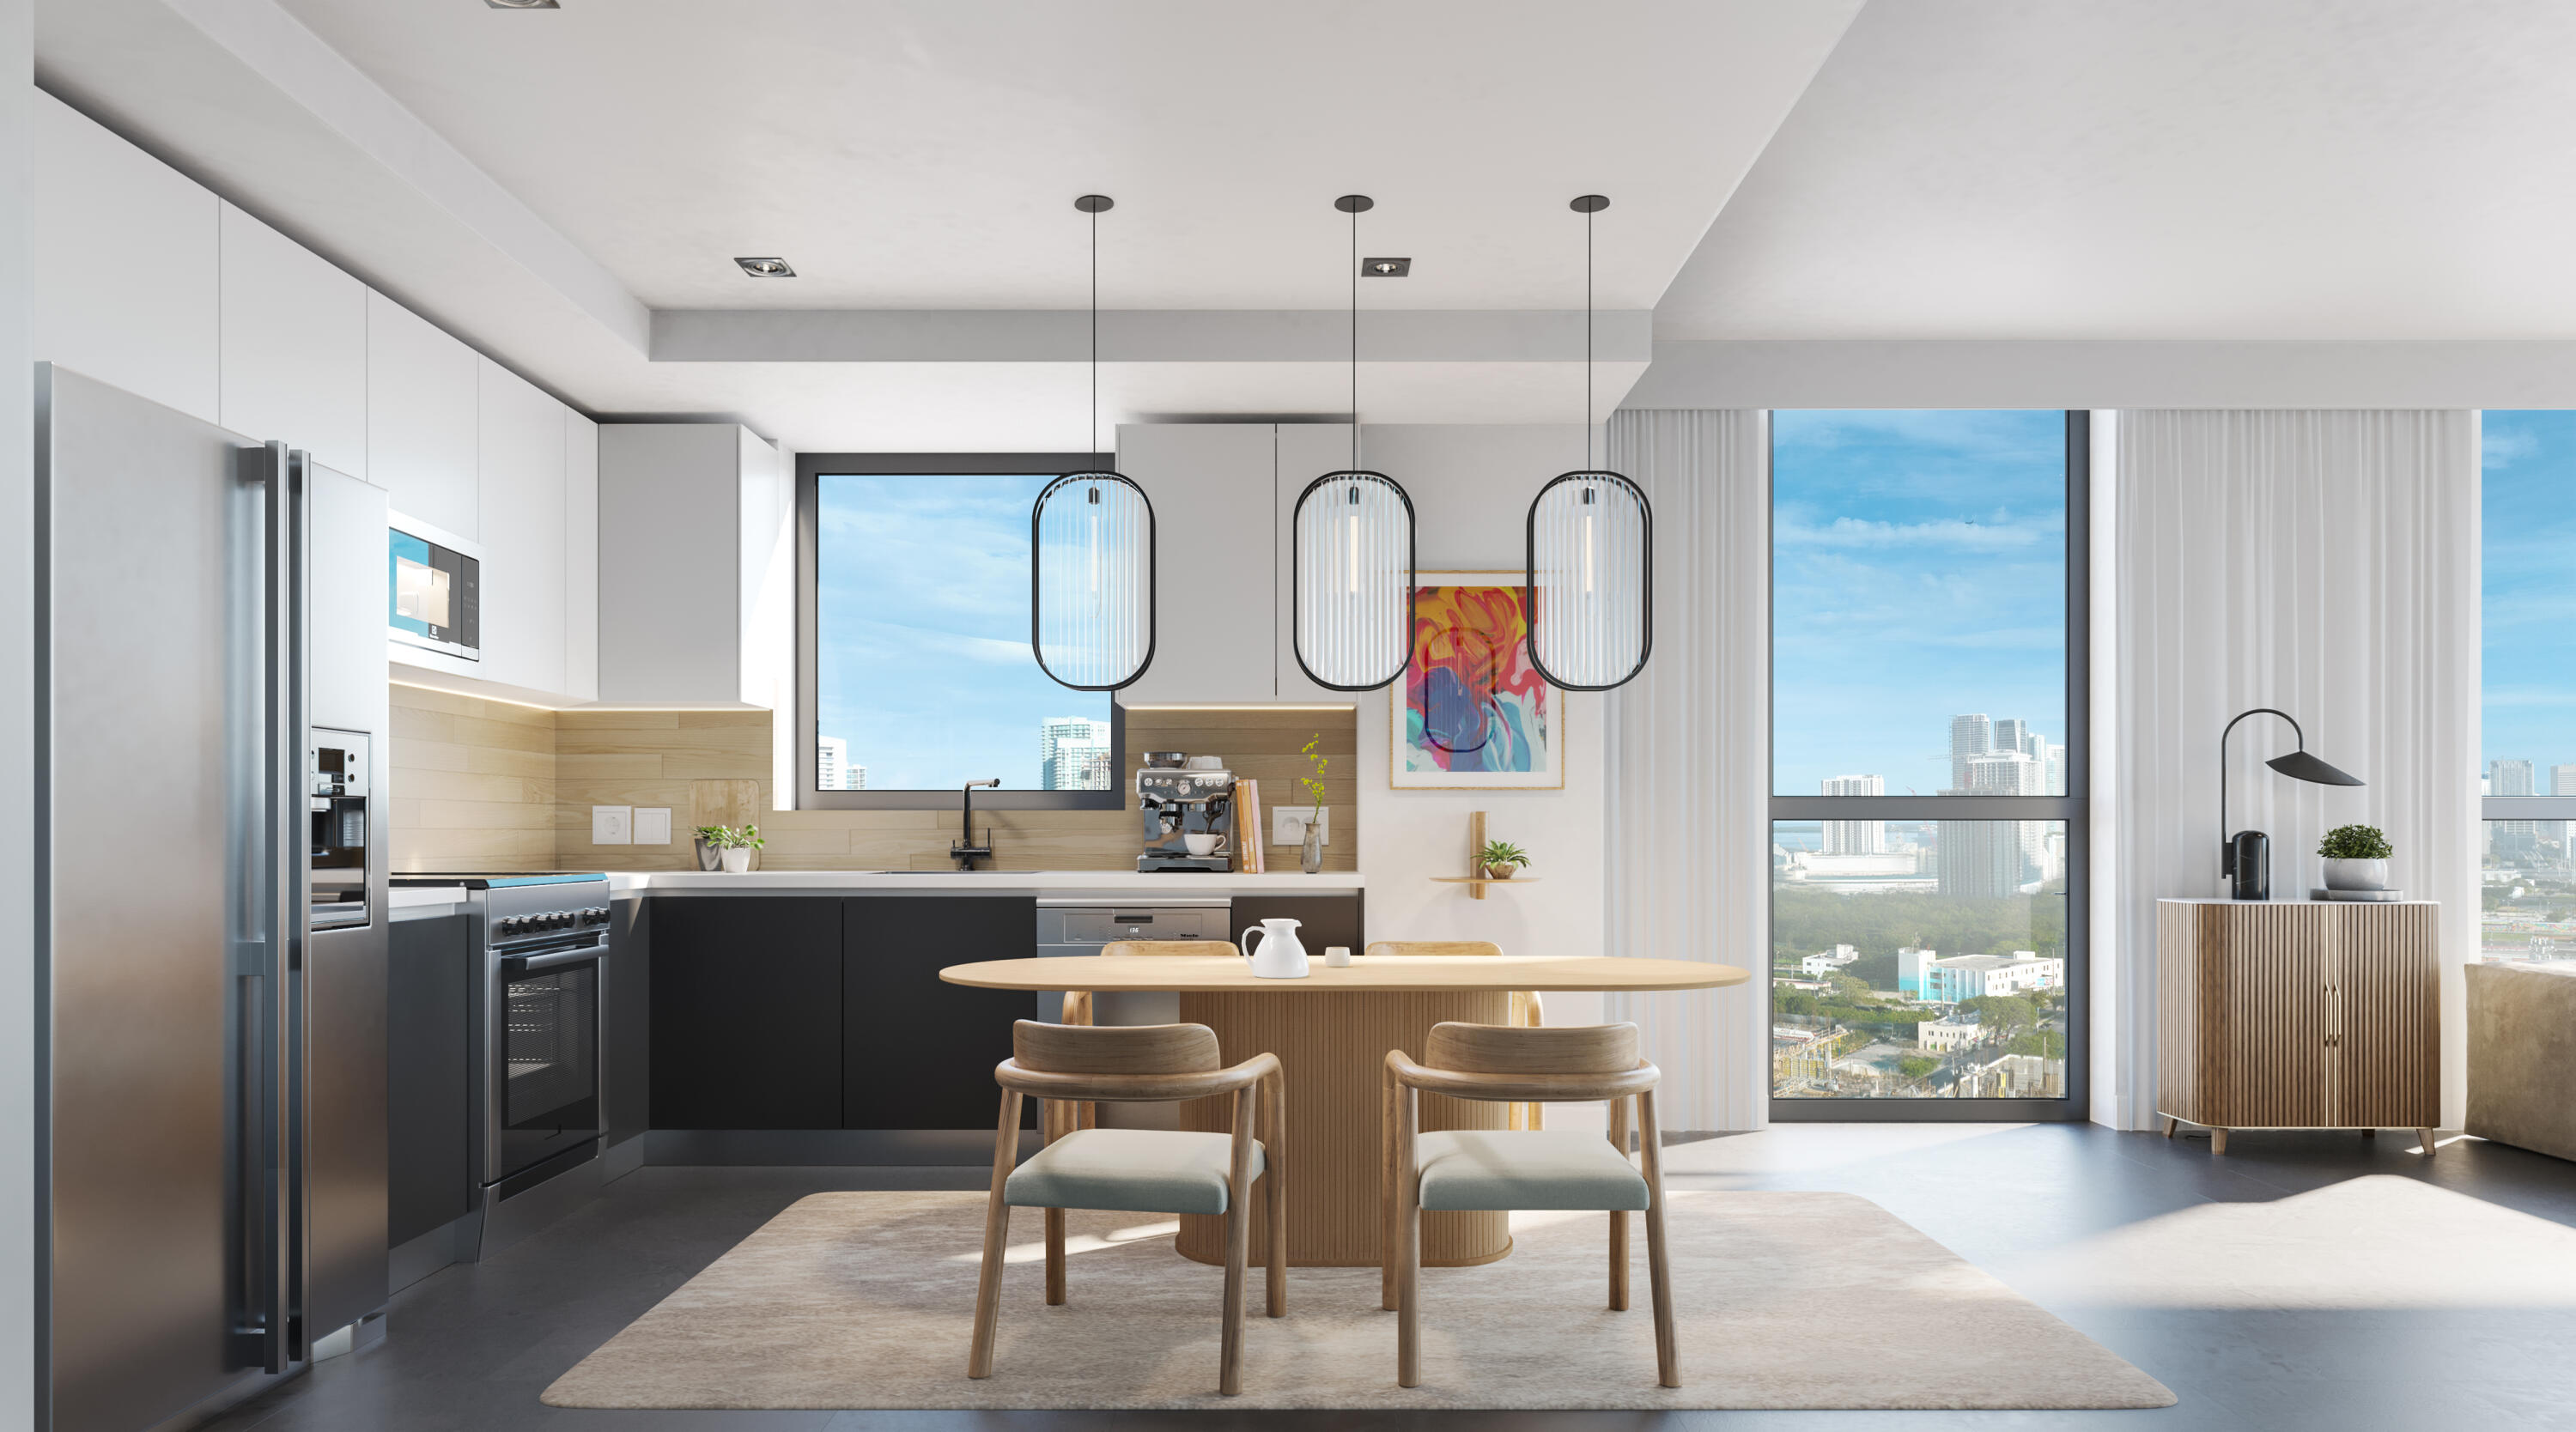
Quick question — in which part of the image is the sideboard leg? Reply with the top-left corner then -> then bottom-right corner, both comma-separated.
2360,1128 -> 2376,1139
2209,1127 -> 2229,1156
2417,1129 -> 2437,1156
2162,1115 -> 2178,1138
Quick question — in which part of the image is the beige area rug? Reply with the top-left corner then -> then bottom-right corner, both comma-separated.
542,1190 -> 2174,1411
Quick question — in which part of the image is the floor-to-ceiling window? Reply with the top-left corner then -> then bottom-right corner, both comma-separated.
1769,411 -> 2087,1118
2479,411 -> 2576,960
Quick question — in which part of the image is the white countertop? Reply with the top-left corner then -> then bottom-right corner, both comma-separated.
611,870 -> 1362,895
390,885 -> 467,910
2157,896 -> 2433,905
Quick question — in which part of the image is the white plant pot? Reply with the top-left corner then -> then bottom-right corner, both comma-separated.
2322,857 -> 2389,891
720,846 -> 753,874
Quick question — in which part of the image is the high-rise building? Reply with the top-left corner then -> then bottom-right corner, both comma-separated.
2553,764 -> 2576,796
2043,741 -> 2066,796
1992,718 -> 2030,759
1948,713 -> 1992,792
1938,818 -> 2025,898
1039,717 -> 1114,791
817,736 -> 865,791
1820,774 -> 1886,853
2491,758 -> 2537,796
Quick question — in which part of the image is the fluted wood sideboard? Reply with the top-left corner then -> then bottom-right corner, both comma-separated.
2156,898 -> 2439,1155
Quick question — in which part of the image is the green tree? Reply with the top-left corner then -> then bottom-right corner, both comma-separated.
1897,1055 -> 1941,1080
1958,994 -> 2037,1036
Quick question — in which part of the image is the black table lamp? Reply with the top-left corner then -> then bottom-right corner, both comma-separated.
2220,707 -> 2365,900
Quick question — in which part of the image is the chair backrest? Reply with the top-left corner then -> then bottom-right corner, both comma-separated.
1365,940 -> 1503,959
1102,939 -> 1237,959
1425,1021 -> 1639,1076
1013,1019 -> 1223,1075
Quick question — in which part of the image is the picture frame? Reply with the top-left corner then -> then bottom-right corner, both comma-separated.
1390,570 -> 1564,791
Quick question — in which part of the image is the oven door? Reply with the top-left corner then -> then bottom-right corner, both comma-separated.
489,940 -> 603,1186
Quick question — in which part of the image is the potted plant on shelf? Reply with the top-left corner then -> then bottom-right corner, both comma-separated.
1479,840 -> 1532,881
2318,823 -> 2391,891
1298,734 -> 1330,875
707,824 -> 765,874
692,825 -> 727,871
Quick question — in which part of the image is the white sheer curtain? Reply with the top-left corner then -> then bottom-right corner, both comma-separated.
1603,410 -> 1771,1132
2112,410 -> 2478,1129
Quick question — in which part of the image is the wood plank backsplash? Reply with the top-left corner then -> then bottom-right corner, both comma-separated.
389,688 -> 1358,874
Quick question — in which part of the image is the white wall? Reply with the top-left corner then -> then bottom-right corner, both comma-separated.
2,2 -> 39,1420
1352,425 -> 1610,1126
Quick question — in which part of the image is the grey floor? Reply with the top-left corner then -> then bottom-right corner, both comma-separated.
196,1123 -> 2576,1432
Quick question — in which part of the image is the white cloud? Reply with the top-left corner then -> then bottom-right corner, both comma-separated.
2484,426 -> 2540,470
1775,513 -> 2052,551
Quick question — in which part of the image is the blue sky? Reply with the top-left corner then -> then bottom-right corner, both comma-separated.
1772,410 -> 2069,795
2481,411 -> 2576,780
815,473 -> 1109,791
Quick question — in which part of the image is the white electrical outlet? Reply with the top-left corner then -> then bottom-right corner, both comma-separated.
591,805 -> 633,845
633,807 -> 672,845
1274,806 -> 1329,846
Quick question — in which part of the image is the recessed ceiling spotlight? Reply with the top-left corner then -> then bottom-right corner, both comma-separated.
484,0 -> 560,9
1363,257 -> 1410,277
734,257 -> 795,277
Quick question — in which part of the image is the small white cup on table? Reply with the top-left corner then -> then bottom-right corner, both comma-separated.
1324,945 -> 1352,968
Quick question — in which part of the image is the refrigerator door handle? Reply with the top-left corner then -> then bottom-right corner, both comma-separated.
251,440 -> 307,1373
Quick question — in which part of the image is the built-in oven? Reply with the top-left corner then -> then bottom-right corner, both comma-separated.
387,513 -> 480,663
472,878 -> 613,1194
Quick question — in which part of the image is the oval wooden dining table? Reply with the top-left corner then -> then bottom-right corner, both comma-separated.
939,954 -> 1749,1270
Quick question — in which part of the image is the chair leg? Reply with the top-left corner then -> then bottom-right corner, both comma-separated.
968,1088 -> 1022,1380
1608,1094 -> 1631,1312
1396,1083 -> 1422,1388
1042,1101 -> 1068,1305
1638,1089 -> 1680,1388
1381,1059 -> 1399,1313
1219,1086 -> 1255,1397
1265,1071 -> 1288,1318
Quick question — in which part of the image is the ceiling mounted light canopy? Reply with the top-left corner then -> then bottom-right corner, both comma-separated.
1032,194 -> 1155,692
733,256 -> 794,276
1525,194 -> 1653,691
1292,195 -> 1416,691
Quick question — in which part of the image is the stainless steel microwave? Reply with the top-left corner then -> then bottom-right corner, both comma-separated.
387,513 -> 481,663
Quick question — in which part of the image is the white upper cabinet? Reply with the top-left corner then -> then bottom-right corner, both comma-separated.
1274,422 -> 1361,702
33,93 -> 219,423
598,423 -> 780,706
366,291 -> 480,541
1115,423 -> 1280,705
475,360 -> 569,695
565,413 -> 601,702
218,203 -> 367,476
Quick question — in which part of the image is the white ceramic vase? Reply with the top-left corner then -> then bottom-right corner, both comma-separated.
720,846 -> 752,873
2322,857 -> 2389,891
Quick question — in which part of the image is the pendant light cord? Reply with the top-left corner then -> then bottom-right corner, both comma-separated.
1350,201 -> 1358,470
1091,203 -> 1098,457
1586,203 -> 1595,469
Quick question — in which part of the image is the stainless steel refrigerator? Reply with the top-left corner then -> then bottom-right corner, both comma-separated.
36,363 -> 391,1432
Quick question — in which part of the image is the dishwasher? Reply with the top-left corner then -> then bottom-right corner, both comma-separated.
1036,897 -> 1233,1129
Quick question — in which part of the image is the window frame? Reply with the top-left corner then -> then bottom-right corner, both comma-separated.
1765,410 -> 2092,1123
795,451 -> 1126,810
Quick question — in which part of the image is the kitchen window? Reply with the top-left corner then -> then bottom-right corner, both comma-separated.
1768,410 -> 2089,1120
795,453 -> 1125,810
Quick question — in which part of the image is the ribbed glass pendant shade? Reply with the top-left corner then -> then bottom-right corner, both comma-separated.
1526,470 -> 1651,690
1032,470 -> 1154,690
1292,470 -> 1415,691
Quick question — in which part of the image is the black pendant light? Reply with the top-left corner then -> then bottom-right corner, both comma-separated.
1525,194 -> 1652,692
1291,194 -> 1417,692
1032,194 -> 1155,692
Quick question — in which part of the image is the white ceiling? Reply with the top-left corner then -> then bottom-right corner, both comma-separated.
1654,0 -> 2576,341
270,0 -> 1855,314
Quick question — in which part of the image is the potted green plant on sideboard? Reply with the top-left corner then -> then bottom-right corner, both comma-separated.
2318,823 -> 2392,891
706,825 -> 765,873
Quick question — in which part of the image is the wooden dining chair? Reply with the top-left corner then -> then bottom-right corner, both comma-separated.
972,1019 -> 1286,1395
1055,939 -> 1240,1137
1381,1022 -> 1675,1389
1364,941 -> 1545,1129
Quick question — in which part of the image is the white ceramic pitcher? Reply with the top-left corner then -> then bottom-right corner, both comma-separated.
1238,917 -> 1310,980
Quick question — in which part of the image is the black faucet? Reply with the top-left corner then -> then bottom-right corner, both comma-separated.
952,779 -> 999,870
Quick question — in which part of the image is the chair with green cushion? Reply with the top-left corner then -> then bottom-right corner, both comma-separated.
969,1019 -> 1285,1396
1382,1021 -> 1675,1389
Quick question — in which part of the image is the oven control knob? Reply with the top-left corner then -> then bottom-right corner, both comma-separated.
495,917 -> 517,937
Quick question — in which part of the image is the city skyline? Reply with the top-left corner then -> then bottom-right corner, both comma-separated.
2483,411 -> 2576,777
1773,410 -> 2069,796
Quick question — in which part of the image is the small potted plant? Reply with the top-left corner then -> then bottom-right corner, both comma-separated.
708,824 -> 765,874
692,825 -> 726,871
2318,823 -> 2391,891
1479,840 -> 1532,881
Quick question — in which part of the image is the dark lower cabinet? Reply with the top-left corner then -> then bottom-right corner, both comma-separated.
844,895 -> 1037,1131
605,895 -> 650,1146
1230,892 -> 1364,959
649,896 -> 844,1129
386,913 -> 471,1249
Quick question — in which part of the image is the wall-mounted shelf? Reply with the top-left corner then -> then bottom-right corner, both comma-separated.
1431,876 -> 1540,886
1451,810 -> 1539,900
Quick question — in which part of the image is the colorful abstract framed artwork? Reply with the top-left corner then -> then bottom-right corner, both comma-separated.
1391,571 -> 1562,790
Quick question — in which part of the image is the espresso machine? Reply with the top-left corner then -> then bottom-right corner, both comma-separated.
1137,750 -> 1237,873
